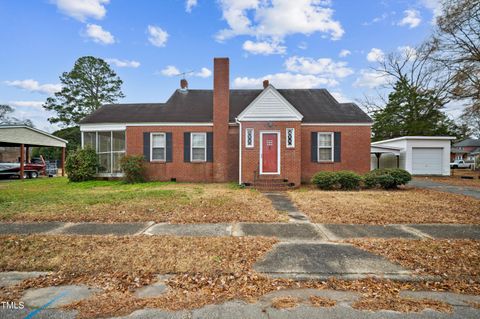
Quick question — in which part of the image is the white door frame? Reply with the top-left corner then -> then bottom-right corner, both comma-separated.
259,131 -> 281,175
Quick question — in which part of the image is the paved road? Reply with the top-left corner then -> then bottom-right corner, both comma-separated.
409,179 -> 480,199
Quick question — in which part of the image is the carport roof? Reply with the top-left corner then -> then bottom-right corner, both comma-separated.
0,125 -> 67,148
371,136 -> 456,145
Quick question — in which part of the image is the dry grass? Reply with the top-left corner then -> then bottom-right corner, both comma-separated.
352,296 -> 452,313
1,235 -> 479,318
346,239 -> 480,280
271,296 -> 300,309
289,188 -> 480,224
0,179 -> 285,223
309,295 -> 336,307
0,235 -> 276,274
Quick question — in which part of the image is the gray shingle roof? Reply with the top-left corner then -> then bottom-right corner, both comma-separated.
80,89 -> 372,124
453,139 -> 480,147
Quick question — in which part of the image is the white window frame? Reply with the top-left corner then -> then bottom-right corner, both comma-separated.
286,128 -> 295,148
150,132 -> 166,162
317,132 -> 334,162
81,130 -> 126,175
245,128 -> 254,148
190,132 -> 207,162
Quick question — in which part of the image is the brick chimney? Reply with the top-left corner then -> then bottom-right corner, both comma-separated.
263,79 -> 269,89
213,57 -> 229,182
180,79 -> 188,89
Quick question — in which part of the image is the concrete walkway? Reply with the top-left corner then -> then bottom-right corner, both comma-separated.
409,179 -> 480,199
1,221 -> 478,239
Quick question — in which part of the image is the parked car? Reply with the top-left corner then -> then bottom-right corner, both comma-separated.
0,156 -> 46,179
450,159 -> 472,169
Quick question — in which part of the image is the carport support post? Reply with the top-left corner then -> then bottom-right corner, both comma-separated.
61,147 -> 65,177
20,144 -> 25,179
375,153 -> 381,169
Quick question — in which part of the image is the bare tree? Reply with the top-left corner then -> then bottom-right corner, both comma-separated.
431,0 -> 480,115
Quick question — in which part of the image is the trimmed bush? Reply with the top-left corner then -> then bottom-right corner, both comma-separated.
363,168 -> 411,189
336,170 -> 362,190
311,171 -> 339,190
65,148 -> 97,182
120,155 -> 146,183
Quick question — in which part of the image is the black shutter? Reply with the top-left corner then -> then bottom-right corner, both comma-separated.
184,132 -> 190,162
311,132 -> 317,162
334,132 -> 341,162
143,132 -> 150,161
166,132 -> 173,162
206,132 -> 213,162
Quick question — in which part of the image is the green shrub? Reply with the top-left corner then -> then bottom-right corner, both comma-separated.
120,155 -> 146,183
311,171 -> 339,190
336,170 -> 362,190
65,148 -> 97,182
363,168 -> 411,189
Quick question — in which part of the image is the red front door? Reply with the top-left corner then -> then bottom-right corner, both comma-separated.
262,133 -> 278,173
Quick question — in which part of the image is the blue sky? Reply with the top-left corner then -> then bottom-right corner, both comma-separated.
0,0 -> 447,131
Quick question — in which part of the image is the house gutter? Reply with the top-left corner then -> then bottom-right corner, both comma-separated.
236,118 -> 242,185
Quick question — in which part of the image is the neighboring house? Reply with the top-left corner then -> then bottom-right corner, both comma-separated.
79,58 -> 372,186
450,138 -> 480,162
371,136 -> 455,176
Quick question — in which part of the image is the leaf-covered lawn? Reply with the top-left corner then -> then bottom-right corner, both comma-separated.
0,178 -> 285,223
415,173 -> 480,189
289,188 -> 480,224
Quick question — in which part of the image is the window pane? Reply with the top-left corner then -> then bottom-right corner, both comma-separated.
246,129 -> 253,147
83,132 -> 96,150
152,134 -> 165,148
318,134 -> 332,147
192,148 -> 205,161
287,129 -> 294,146
98,153 -> 111,173
192,133 -> 206,147
112,131 -> 125,152
112,152 -> 125,173
98,131 -> 112,153
319,148 -> 332,161
152,148 -> 165,160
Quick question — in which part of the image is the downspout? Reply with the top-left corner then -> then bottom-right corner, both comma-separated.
236,118 -> 242,185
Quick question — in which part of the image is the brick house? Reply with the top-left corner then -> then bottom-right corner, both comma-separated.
79,58 -> 372,187
450,138 -> 480,163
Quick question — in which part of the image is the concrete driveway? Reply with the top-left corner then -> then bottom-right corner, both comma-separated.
409,179 -> 480,199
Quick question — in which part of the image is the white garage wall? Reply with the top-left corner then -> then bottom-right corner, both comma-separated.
372,137 -> 454,176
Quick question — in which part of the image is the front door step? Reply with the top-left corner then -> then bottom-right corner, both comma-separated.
254,242 -> 416,281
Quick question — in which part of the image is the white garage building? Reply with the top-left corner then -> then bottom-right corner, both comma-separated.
371,136 -> 455,176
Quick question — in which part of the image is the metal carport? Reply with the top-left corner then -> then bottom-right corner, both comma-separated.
0,125 -> 68,179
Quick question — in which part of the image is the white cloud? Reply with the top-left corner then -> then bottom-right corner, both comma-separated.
161,65 -> 180,77
105,58 -> 140,68
339,49 -> 351,57
147,25 -> 169,47
195,67 -> 212,78
353,70 -> 390,88
233,72 -> 338,89
52,0 -> 109,22
420,0 -> 442,20
397,45 -> 417,60
242,40 -> 286,55
4,79 -> 61,95
284,56 -> 353,78
298,42 -> 308,50
186,0 -> 198,12
8,101 -> 44,109
216,0 -> 344,42
330,91 -> 351,103
366,48 -> 384,62
84,24 -> 115,44
160,66 -> 212,78
398,9 -> 421,28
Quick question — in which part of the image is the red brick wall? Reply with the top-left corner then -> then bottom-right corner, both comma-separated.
301,125 -> 371,183
213,58 -> 230,182
240,121 -> 302,186
126,126 -> 214,182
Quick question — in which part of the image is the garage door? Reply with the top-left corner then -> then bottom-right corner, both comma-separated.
412,148 -> 443,175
